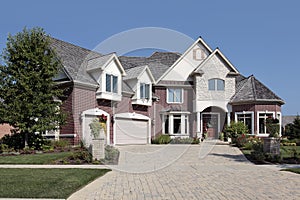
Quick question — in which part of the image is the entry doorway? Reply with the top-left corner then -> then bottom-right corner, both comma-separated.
202,113 -> 220,139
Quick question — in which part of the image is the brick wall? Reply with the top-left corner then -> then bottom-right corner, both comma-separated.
60,85 -> 97,144
232,103 -> 282,135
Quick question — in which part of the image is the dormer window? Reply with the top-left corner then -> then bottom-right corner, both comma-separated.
208,79 -> 225,91
106,74 -> 118,93
140,83 -> 150,99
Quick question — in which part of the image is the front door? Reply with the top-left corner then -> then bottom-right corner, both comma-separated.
202,113 -> 219,139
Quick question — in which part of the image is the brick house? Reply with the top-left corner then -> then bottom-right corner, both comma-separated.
49,37 -> 284,145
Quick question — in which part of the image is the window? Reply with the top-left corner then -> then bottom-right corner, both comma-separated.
106,74 -> 118,93
208,79 -> 225,91
167,88 -> 183,103
140,83 -> 150,99
163,114 -> 189,135
237,113 -> 253,134
258,113 -> 274,134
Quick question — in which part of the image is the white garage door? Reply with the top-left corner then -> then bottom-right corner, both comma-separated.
115,118 -> 148,144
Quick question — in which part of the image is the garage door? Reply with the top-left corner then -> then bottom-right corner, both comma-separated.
115,118 -> 148,144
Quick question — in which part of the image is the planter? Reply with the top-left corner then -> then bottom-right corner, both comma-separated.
263,137 -> 280,155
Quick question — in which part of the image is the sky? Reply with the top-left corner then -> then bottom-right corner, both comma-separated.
0,0 -> 299,115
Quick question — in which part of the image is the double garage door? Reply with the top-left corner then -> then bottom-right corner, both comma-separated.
115,118 -> 149,145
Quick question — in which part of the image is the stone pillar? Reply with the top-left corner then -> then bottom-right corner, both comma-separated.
196,112 -> 201,138
92,128 -> 106,160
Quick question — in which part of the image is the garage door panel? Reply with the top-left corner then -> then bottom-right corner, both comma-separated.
115,118 -> 148,144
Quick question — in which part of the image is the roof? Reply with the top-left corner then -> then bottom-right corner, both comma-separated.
50,37 -> 100,85
193,48 -> 239,74
119,52 -> 181,81
230,75 -> 285,104
124,65 -> 148,80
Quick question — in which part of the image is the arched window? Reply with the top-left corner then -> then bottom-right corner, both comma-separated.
208,79 -> 225,91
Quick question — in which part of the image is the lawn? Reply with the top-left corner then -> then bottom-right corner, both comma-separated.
281,168 -> 300,174
0,151 -> 74,164
0,168 -> 111,199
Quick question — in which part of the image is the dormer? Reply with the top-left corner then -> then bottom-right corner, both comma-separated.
124,65 -> 155,106
87,53 -> 126,101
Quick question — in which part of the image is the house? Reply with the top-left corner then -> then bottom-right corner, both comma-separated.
50,37 -> 284,146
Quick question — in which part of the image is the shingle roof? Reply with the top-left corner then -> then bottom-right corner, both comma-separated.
230,75 -> 284,104
50,37 -> 100,85
124,65 -> 148,80
119,52 -> 181,81
87,53 -> 114,72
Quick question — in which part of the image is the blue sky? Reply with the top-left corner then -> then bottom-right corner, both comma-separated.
0,0 -> 299,115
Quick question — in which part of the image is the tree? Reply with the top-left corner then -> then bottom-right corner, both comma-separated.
0,27 -> 66,147
284,115 -> 300,139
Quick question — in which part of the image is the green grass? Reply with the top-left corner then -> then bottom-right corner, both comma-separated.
0,168 -> 111,198
281,168 -> 300,174
0,151 -> 74,164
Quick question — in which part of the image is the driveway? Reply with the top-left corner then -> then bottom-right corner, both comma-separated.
68,140 -> 300,200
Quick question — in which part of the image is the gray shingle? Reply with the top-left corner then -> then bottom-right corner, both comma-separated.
124,65 -> 148,80
119,52 -> 180,81
50,37 -> 100,85
87,53 -> 114,72
231,75 -> 284,104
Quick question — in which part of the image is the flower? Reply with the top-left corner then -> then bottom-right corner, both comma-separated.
98,114 -> 107,123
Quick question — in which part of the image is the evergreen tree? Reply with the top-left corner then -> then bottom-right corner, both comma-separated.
0,27 -> 66,146
292,115 -> 300,138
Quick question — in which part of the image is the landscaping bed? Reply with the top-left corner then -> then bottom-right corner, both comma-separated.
0,139 -> 120,165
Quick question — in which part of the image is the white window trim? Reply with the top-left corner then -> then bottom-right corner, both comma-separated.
166,88 -> 183,104
235,111 -> 254,135
257,111 -> 275,135
162,113 -> 189,135
208,78 -> 225,91
105,73 -> 119,94
139,82 -> 151,99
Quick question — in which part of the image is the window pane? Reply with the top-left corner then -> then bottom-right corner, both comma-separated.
208,79 -> 215,90
164,115 -> 169,134
168,89 -> 174,102
145,84 -> 150,99
173,115 -> 181,134
140,83 -> 145,98
217,79 -> 225,91
106,74 -> 111,92
174,89 -> 182,103
112,75 -> 118,93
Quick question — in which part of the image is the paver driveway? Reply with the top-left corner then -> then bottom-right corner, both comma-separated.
68,140 -> 300,200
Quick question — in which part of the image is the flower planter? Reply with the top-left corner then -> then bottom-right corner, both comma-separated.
263,137 -> 280,155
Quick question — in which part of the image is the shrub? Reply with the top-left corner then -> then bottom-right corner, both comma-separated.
170,137 -> 200,144
219,132 -> 224,141
1,133 -> 25,150
151,134 -> 171,144
224,121 -> 249,145
51,139 -> 70,149
103,145 -> 120,165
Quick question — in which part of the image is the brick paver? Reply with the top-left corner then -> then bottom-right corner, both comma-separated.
68,140 -> 300,200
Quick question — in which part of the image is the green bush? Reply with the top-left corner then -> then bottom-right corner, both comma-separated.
103,145 -> 120,165
224,121 -> 249,144
1,133 -> 24,150
171,137 -> 200,144
51,139 -> 70,149
151,134 -> 171,144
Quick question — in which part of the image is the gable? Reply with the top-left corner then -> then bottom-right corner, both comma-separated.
159,37 -> 212,82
